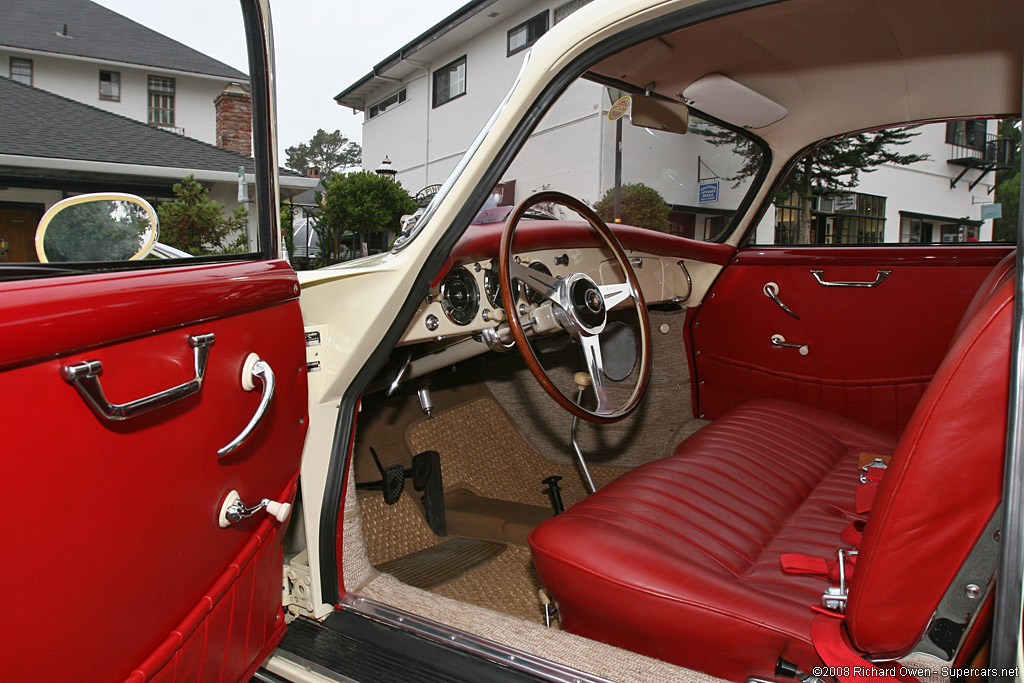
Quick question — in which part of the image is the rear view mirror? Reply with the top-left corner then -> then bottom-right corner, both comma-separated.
630,96 -> 689,135
35,193 -> 159,263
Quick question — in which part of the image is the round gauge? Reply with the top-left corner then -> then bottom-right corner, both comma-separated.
484,261 -> 521,309
440,266 -> 480,325
522,262 -> 553,305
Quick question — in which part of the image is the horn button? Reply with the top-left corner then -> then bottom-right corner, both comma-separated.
570,276 -> 606,330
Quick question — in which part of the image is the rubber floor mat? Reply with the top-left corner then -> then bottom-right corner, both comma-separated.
375,538 -> 506,589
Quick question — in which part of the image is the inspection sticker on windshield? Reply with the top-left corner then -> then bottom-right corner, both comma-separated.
608,95 -> 631,122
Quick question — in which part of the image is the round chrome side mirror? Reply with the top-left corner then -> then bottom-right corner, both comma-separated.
35,193 -> 159,263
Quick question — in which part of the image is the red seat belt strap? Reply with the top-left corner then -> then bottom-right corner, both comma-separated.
781,554 -> 856,582
810,613 -> 920,683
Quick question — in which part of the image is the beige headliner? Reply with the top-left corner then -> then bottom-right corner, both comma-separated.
594,0 -> 1022,224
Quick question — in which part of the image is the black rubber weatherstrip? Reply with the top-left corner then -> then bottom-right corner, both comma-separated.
240,0 -> 276,258
317,0 -> 784,605
275,613 -> 546,682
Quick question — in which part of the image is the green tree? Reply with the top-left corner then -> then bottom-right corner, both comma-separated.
280,200 -> 295,259
285,129 -> 361,183
593,182 -> 670,232
157,175 -> 248,255
697,126 -> 927,243
318,171 -> 416,265
993,118 -> 1021,242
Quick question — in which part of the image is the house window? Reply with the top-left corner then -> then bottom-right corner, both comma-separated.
432,56 -> 466,108
900,213 -> 981,243
99,70 -> 120,101
147,75 -> 175,126
554,0 -> 593,24
10,57 -> 32,86
369,88 -> 406,119
508,12 -> 548,56
773,192 -> 886,245
946,120 -> 988,151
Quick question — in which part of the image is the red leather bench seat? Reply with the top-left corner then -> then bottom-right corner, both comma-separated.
530,252 -> 1015,682
529,400 -> 896,680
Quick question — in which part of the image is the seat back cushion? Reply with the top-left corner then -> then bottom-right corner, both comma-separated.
846,276 -> 1012,656
949,250 -> 1016,347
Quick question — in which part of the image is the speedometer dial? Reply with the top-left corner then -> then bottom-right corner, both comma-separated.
440,266 -> 480,325
484,261 -> 520,309
522,262 -> 553,305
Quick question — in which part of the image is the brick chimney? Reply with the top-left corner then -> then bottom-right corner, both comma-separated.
214,82 -> 252,156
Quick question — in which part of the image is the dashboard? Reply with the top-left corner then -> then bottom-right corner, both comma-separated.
398,218 -> 736,344
378,219 -> 733,392
402,246 -> 693,345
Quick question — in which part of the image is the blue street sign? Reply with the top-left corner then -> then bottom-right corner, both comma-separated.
699,181 -> 719,203
981,203 -> 1002,220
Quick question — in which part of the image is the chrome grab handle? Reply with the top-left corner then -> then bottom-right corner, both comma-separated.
810,269 -> 892,288
218,353 -> 276,457
763,282 -> 800,319
770,333 -> 809,356
61,333 -> 214,420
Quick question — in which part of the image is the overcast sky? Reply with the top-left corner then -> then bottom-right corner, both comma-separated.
94,0 -> 467,159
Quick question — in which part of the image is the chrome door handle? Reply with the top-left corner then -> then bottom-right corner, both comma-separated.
810,269 -> 891,288
61,333 -> 214,420
763,282 -> 800,319
218,353 -> 275,457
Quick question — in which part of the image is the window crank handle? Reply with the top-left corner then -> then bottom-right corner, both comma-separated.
770,334 -> 809,356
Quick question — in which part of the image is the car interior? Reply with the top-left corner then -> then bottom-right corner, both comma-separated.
307,0 -> 1023,681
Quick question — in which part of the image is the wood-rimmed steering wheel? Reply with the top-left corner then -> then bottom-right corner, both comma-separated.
498,191 -> 652,424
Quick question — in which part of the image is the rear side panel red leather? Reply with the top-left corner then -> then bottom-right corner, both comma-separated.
691,246 -> 1011,434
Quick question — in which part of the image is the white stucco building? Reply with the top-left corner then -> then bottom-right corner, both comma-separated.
338,0 -> 1010,245
0,0 -> 249,146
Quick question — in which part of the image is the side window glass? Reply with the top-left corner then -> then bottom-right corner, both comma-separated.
0,4 -> 315,274
750,118 -> 1020,245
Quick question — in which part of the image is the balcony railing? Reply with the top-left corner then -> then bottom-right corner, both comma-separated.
948,133 -> 1014,168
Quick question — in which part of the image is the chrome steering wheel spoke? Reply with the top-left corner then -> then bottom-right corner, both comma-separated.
580,333 -> 611,414
510,260 -> 564,307
598,282 -> 632,310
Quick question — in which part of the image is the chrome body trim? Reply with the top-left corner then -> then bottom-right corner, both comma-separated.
340,595 -> 617,683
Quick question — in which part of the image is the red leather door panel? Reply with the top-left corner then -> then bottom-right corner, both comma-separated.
0,261 -> 307,683
690,245 -> 1012,434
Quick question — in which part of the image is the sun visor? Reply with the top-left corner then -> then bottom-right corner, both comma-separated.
681,73 -> 787,129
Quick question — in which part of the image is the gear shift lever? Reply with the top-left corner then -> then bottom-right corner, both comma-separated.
571,372 -> 598,494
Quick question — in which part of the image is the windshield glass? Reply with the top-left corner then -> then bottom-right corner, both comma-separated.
491,78 -> 765,241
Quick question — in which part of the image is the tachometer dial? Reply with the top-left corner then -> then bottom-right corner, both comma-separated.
522,262 -> 553,305
440,266 -> 480,325
484,261 -> 520,309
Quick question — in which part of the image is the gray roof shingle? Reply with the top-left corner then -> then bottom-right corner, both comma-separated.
0,75 -> 302,177
0,0 -> 248,80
